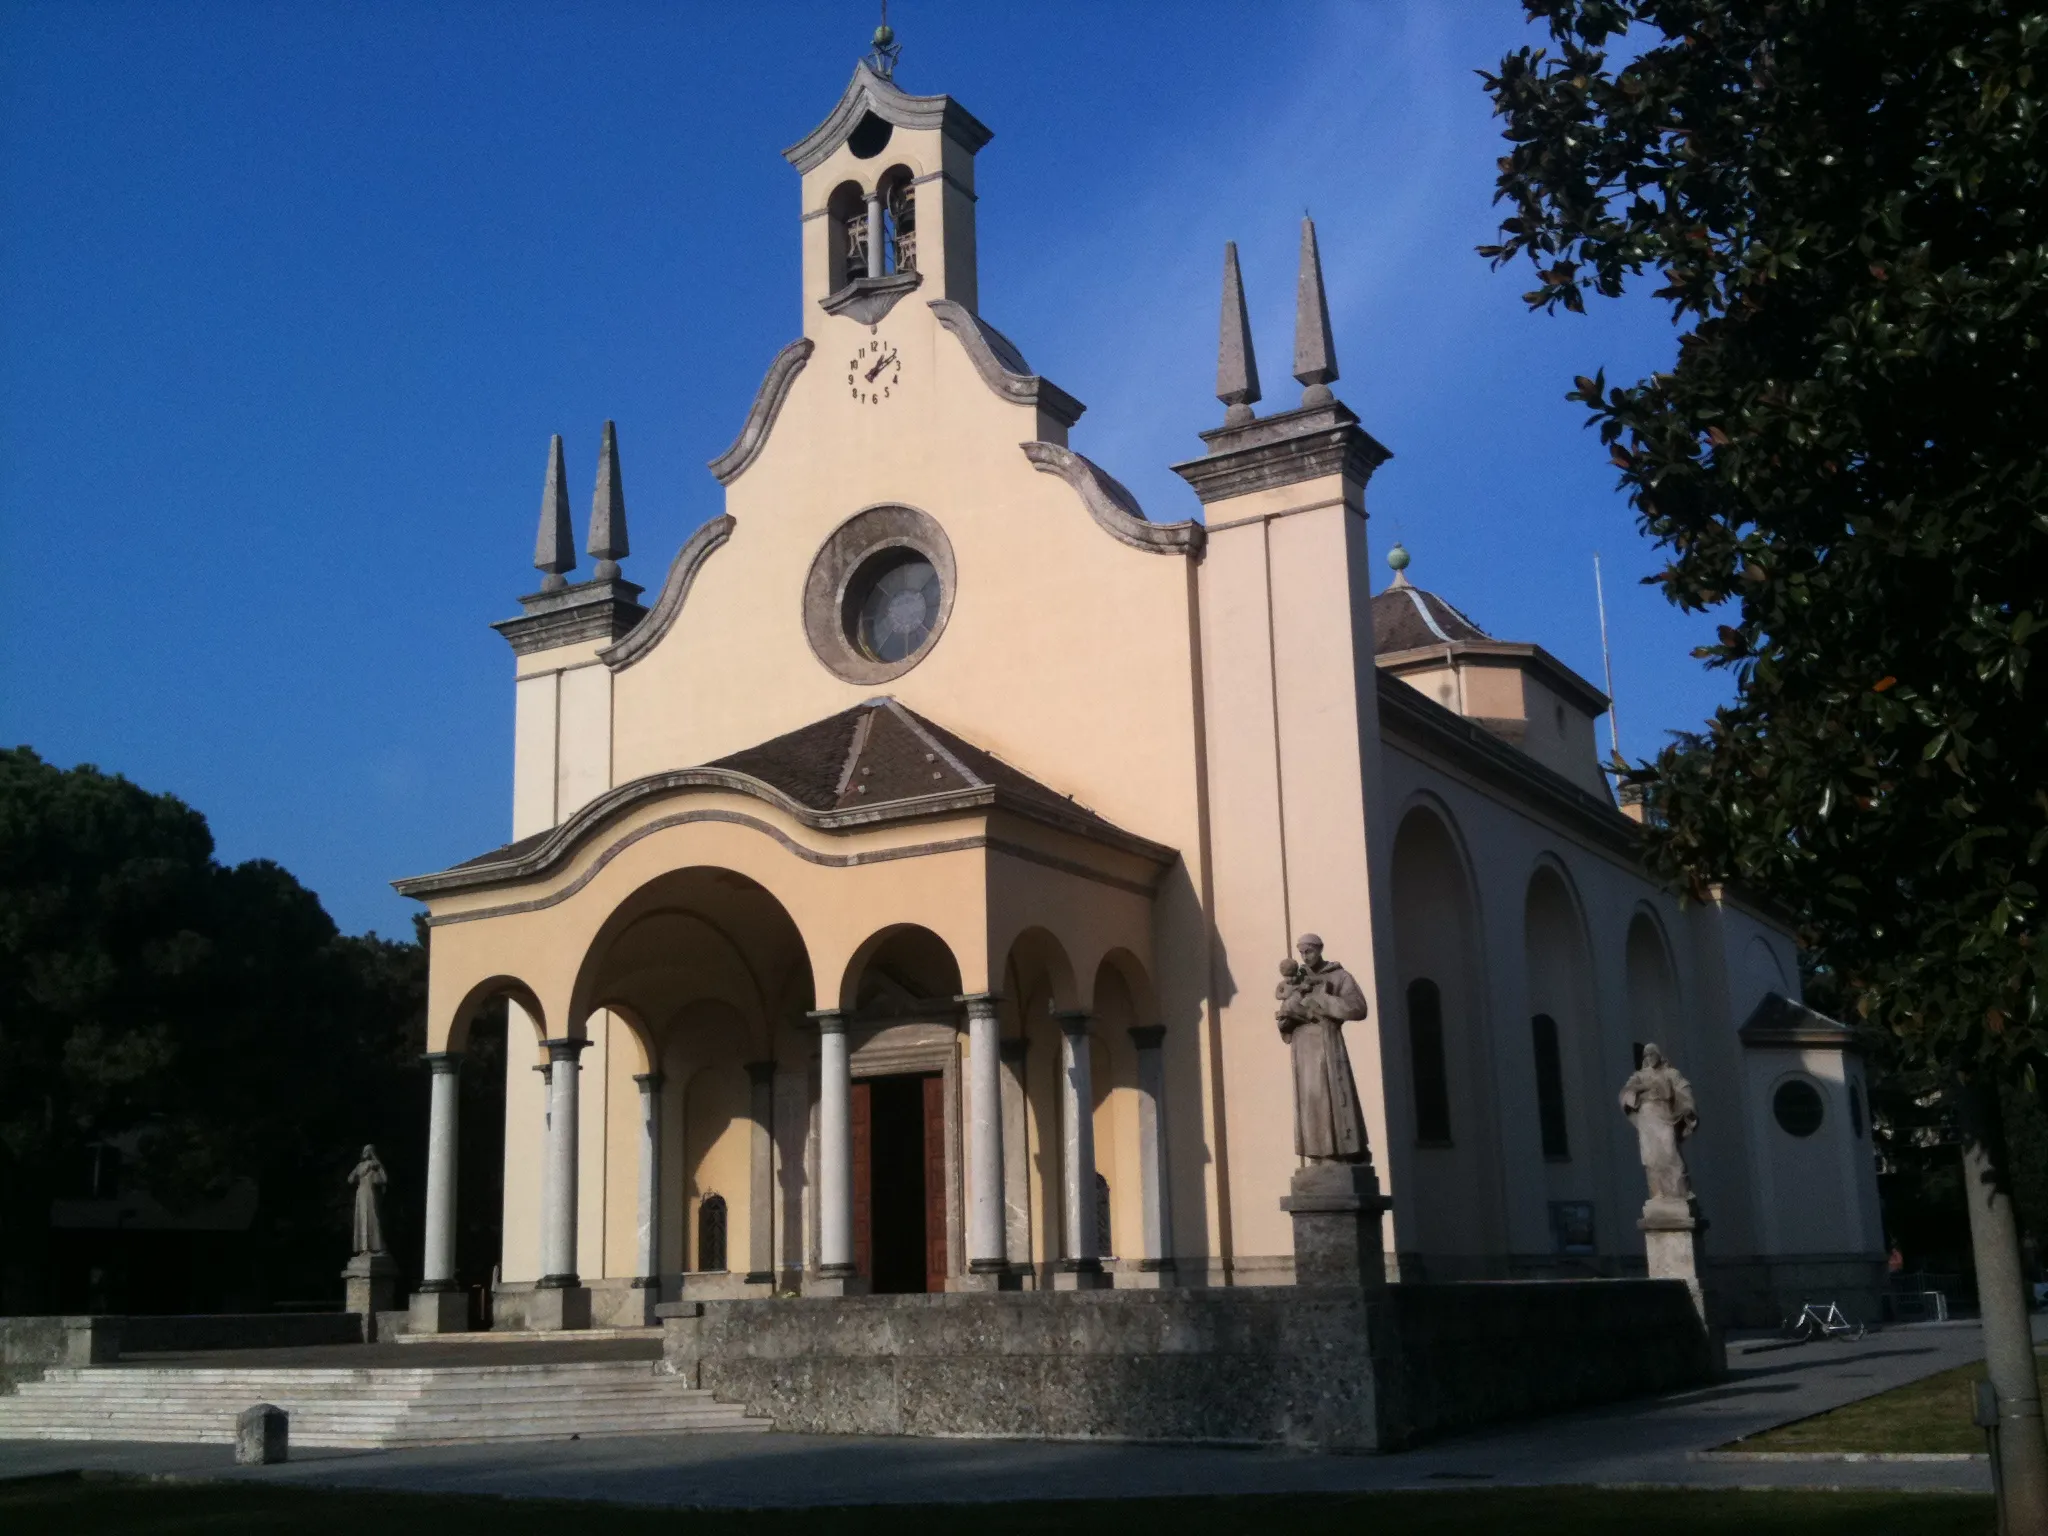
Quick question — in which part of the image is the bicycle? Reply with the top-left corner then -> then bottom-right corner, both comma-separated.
1784,1300 -> 1867,1342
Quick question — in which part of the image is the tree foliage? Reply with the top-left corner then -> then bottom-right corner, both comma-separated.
0,746 -> 428,1308
1482,1 -> 2048,1078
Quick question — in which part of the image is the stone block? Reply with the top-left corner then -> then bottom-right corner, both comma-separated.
408,1288 -> 468,1336
803,1271 -> 870,1298
1051,1262 -> 1112,1291
234,1403 -> 287,1465
1280,1162 -> 1390,1289
526,1284 -> 591,1331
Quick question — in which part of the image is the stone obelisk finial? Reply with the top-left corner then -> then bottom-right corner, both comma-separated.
1293,215 -> 1338,407
1216,241 -> 1261,427
534,434 -> 576,592
588,420 -> 629,582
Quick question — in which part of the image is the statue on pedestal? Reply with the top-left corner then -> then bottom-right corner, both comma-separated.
348,1145 -> 389,1257
1619,1044 -> 1697,1204
1275,934 -> 1372,1163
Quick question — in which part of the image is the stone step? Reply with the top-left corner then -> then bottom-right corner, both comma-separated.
0,1359 -> 770,1447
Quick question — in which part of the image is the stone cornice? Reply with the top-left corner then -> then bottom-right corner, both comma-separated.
784,63 -> 993,174
819,270 -> 923,326
1376,639 -> 1610,716
492,577 -> 647,657
394,766 -> 1176,902
929,301 -> 1084,428
1376,670 -> 1640,860
1020,442 -> 1204,556
709,339 -> 814,487
600,515 -> 736,671
1169,401 -> 1391,505
1739,992 -> 1864,1053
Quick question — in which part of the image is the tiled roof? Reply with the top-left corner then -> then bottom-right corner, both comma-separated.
711,697 -> 1109,827
1371,581 -> 1492,654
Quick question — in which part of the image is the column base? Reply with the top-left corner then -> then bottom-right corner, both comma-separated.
527,1282 -> 592,1331
408,1287 -> 470,1335
956,1261 -> 1023,1293
805,1265 -> 869,1298
1114,1258 -> 1178,1290
1281,1161 -> 1391,1289
1052,1259 -> 1112,1292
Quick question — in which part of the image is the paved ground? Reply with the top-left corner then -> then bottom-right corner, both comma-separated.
0,1319 -> 2019,1507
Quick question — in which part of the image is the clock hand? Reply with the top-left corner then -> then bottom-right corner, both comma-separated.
865,351 -> 898,382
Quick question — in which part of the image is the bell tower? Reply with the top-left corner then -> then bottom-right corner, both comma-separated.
783,51 -> 991,329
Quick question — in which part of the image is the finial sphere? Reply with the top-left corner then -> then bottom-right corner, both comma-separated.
874,23 -> 893,45
1386,542 -> 1411,572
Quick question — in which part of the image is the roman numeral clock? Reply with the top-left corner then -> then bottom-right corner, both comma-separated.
847,335 -> 901,405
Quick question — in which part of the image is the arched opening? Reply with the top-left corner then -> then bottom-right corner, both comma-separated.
456,1001 -> 507,1327
1391,801 -> 1497,1271
842,925 -> 964,1294
826,179 -> 867,291
555,866 -> 811,1296
1625,909 -> 1681,1063
1003,928 -> 1082,1275
877,163 -> 916,274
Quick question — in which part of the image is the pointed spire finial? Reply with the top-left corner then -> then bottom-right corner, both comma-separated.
534,434 -> 575,592
1293,215 -> 1338,407
587,420 -> 629,581
1216,241 -> 1261,427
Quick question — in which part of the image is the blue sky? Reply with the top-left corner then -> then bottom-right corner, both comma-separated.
0,1 -> 1723,939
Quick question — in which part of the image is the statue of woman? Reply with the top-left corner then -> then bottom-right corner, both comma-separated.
348,1144 -> 389,1256
1619,1044 -> 1697,1203
1275,934 -> 1372,1164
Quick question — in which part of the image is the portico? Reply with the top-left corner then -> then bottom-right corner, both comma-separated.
397,699 -> 1175,1327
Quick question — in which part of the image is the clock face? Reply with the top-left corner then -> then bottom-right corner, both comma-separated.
846,334 -> 901,406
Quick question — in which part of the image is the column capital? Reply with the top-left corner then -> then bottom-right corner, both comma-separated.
632,1071 -> 665,1089
542,1036 -> 591,1063
422,1051 -> 463,1075
954,992 -> 1003,1016
805,1009 -> 851,1036
1053,1009 -> 1093,1038
1128,1025 -> 1167,1051
745,1059 -> 777,1086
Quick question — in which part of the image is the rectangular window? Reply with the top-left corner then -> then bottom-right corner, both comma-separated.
1531,1013 -> 1571,1159
1408,978 -> 1453,1145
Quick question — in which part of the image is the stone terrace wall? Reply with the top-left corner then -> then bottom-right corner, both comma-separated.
0,1313 -> 364,1394
661,1278 -> 1711,1452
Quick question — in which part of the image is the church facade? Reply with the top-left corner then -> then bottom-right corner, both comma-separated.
394,63 -> 1884,1334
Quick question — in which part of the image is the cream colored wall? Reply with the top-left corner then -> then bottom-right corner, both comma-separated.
557,664 -> 613,824
684,1063 -> 751,1270
1194,484 -> 1393,1278
511,675 -> 558,840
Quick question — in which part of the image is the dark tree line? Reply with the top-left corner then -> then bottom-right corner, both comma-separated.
0,746 -> 432,1312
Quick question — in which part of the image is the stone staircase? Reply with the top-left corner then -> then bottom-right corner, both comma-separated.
0,1359 -> 770,1448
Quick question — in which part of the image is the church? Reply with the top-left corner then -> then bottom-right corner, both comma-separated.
393,57 -> 1885,1337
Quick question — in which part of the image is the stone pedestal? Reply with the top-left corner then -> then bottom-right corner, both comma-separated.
1281,1162 -> 1390,1289
611,1277 -> 662,1326
1115,1258 -> 1178,1290
956,1261 -> 1022,1293
342,1252 -> 398,1338
1640,1196 -> 1724,1375
235,1403 -> 288,1465
527,1282 -> 592,1331
1051,1259 -> 1113,1292
408,1286 -> 469,1335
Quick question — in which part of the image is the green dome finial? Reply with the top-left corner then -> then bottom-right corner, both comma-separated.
1386,541 -> 1410,573
873,22 -> 893,45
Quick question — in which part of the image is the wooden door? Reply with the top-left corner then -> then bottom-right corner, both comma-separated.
851,1078 -> 873,1283
922,1073 -> 948,1293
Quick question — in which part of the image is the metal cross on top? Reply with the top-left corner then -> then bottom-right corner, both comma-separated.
865,2 -> 901,79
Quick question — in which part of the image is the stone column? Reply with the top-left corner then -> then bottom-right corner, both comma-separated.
745,1061 -> 775,1287
409,1052 -> 469,1333
625,1071 -> 662,1323
865,189 -> 885,279
1000,1038 -> 1031,1279
1053,1011 -> 1109,1289
532,1037 -> 591,1329
959,994 -> 1013,1289
809,1011 -> 865,1295
1126,1026 -> 1176,1287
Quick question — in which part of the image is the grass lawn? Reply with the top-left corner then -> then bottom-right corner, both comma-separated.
0,1476 -> 1999,1536
1733,1352 -> 2048,1456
